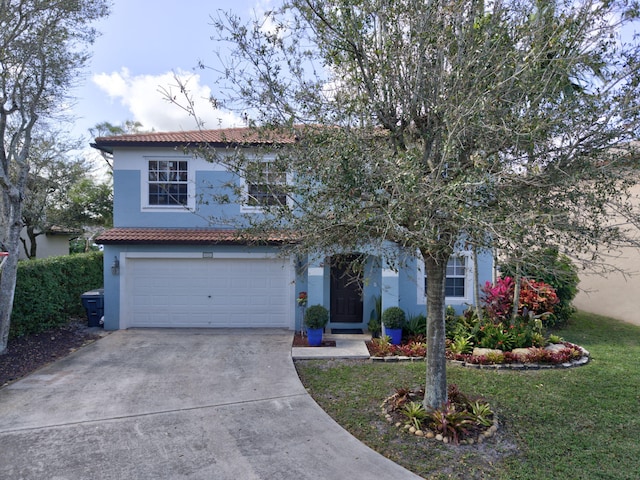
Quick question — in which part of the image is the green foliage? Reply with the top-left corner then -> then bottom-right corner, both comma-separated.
382,306 -> 406,329
449,334 -> 473,354
304,304 -> 329,328
402,401 -> 429,430
477,323 -> 515,351
9,252 -> 103,338
468,401 -> 494,427
548,334 -> 564,344
403,313 -> 426,337
368,295 -> 382,335
501,248 -> 579,325
446,307 -> 481,340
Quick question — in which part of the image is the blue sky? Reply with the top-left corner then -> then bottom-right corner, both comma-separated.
69,0 -> 639,148
70,0 -> 270,143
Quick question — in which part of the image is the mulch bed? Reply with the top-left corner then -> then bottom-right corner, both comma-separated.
0,318 -> 101,387
292,332 -> 336,347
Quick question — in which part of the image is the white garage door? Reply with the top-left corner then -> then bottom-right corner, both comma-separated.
124,257 -> 292,328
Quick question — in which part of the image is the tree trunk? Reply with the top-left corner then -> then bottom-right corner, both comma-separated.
511,264 -> 521,323
0,197 -> 23,354
26,225 -> 38,259
423,251 -> 449,410
473,246 -> 481,319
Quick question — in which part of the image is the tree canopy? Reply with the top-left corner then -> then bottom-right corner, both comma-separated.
0,0 -> 110,354
200,0 -> 640,408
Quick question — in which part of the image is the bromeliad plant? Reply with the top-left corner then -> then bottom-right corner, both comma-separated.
385,384 -> 495,445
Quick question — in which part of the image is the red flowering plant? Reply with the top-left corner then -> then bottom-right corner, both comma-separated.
297,291 -> 308,306
482,276 -> 559,325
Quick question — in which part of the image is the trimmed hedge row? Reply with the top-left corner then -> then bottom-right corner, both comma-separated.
9,252 -> 103,338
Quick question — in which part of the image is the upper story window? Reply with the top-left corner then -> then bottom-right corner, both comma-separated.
245,161 -> 287,208
148,160 -> 188,206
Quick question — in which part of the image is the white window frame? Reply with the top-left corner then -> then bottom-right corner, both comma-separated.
142,156 -> 195,211
240,158 -> 288,213
417,251 -> 474,305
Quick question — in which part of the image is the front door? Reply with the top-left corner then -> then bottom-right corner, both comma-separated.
330,255 -> 363,323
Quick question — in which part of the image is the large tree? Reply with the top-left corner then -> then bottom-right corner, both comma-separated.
203,0 -> 640,409
20,128 -> 90,258
0,0 -> 110,353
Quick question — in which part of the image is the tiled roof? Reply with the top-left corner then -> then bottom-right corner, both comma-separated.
92,127 -> 296,153
95,228 -> 295,245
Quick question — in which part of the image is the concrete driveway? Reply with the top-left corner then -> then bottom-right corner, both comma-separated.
0,329 -> 421,479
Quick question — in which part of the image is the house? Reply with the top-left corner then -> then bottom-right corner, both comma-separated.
18,226 -> 80,260
92,127 -> 494,331
573,182 -> 640,327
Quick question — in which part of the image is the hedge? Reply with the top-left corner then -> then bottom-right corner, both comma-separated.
8,251 -> 103,338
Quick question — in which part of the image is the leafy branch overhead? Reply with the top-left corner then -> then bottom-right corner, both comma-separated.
197,0 -> 640,408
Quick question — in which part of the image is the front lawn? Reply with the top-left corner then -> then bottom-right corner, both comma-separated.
295,311 -> 640,479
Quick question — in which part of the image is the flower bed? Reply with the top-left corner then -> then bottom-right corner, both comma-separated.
367,337 -> 590,369
381,384 -> 499,445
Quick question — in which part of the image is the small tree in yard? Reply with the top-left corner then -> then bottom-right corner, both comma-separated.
189,0 -> 640,409
0,0 -> 110,354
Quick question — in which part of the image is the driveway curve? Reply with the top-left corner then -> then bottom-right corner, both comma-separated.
0,329 -> 421,479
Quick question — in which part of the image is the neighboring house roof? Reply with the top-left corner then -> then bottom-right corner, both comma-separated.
95,228 -> 295,245
91,127 -> 296,154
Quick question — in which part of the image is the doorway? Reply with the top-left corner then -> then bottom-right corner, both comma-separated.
329,255 -> 364,323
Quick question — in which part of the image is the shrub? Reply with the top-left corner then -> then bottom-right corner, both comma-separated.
500,248 -> 579,325
404,313 -> 426,337
382,306 -> 406,329
482,276 -> 559,323
9,252 -> 103,338
304,304 -> 329,328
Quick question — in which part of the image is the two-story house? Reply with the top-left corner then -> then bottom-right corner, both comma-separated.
93,127 -> 494,332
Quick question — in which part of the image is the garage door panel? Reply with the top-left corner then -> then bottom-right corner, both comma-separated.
125,257 -> 292,328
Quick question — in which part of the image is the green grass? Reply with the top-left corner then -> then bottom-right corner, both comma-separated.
295,311 -> 640,479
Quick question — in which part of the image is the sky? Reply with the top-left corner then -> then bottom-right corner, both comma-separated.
69,0 -> 639,164
69,0 -> 274,145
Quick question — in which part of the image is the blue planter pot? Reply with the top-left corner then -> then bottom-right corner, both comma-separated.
306,328 -> 324,347
385,327 -> 403,345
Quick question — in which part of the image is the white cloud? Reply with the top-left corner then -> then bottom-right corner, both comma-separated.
92,68 -> 244,131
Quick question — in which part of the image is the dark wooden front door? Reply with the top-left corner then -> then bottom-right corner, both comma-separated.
330,256 -> 363,323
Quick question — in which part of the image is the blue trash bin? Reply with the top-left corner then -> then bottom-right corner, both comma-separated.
81,289 -> 104,327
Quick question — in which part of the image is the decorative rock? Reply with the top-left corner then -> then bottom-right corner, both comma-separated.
395,422 -> 402,427
511,347 -> 534,359
426,431 -> 435,439
472,347 -> 502,357
442,437 -> 449,444
435,434 -> 443,442
404,424 -> 411,429
467,438 -> 475,445
409,426 -> 416,434
544,343 -> 567,353
415,430 -> 424,437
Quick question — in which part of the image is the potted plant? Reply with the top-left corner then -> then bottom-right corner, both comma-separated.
382,306 -> 405,345
304,304 -> 329,346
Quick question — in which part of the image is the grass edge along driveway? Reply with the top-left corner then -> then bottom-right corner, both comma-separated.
295,311 -> 640,480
